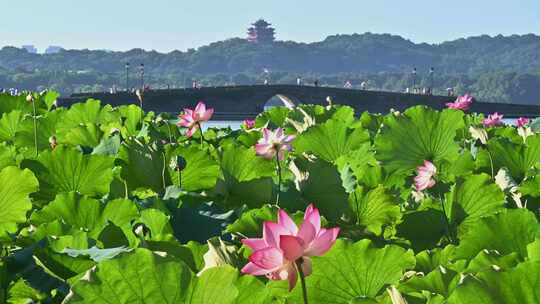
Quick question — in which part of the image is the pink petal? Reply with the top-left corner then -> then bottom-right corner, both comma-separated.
262,128 -> 272,142
300,257 -> 312,277
185,126 -> 197,138
200,108 -> 214,122
286,264 -> 298,291
241,262 -> 270,276
255,143 -> 275,159
242,238 -> 267,251
249,247 -> 284,270
194,102 -> 206,117
303,204 -> 321,232
279,235 -> 304,261
263,221 -> 290,248
305,227 -> 340,257
297,220 -> 316,245
277,149 -> 285,161
275,128 -> 284,139
283,135 -> 295,144
278,209 -> 298,234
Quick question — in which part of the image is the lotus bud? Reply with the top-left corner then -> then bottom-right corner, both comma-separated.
26,94 -> 34,103
49,136 -> 57,149
136,89 -> 143,102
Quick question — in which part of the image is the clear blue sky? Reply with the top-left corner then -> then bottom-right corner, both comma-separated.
2,0 -> 539,52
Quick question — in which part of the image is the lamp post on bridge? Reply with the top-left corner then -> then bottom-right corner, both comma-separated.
138,63 -> 145,90
411,67 -> 417,93
125,62 -> 130,92
429,67 -> 435,95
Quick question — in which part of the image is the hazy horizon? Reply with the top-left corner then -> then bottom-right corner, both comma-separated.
2,0 -> 540,52
3,31 -> 540,54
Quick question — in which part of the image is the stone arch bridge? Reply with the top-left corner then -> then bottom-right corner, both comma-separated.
62,85 -> 540,119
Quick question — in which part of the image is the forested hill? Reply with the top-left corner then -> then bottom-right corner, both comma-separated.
2,33 -> 540,104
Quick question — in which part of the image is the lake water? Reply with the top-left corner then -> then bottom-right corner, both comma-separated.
204,119 -> 529,131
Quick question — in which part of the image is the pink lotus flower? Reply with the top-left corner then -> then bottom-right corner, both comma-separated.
483,112 -> 504,128
255,128 -> 295,160
414,160 -> 437,191
516,117 -> 530,128
243,119 -> 256,130
241,204 -> 339,290
446,94 -> 474,111
177,101 -> 214,137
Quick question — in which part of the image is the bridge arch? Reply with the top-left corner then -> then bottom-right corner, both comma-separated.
263,94 -> 299,110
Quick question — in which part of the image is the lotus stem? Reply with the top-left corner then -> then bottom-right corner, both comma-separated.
197,122 -> 205,147
161,152 -> 167,192
353,191 -> 359,225
295,259 -> 309,304
177,168 -> 181,188
31,99 -> 38,157
487,150 -> 495,179
275,154 -> 282,206
166,122 -> 173,144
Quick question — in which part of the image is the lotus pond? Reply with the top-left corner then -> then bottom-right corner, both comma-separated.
1,91 -> 540,303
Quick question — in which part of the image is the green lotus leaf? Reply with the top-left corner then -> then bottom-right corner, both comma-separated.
12,109 -> 63,152
255,106 -> 290,127
0,143 -> 19,171
448,260 -> 540,304
226,205 -> 278,238
0,94 -> 33,115
486,133 -> 540,181
168,145 -> 220,191
0,110 -> 25,142
0,166 -> 38,238
58,123 -> 104,148
117,104 -> 143,136
22,146 -> 114,200
336,143 -> 382,188
31,192 -> 104,235
286,239 -> 415,303
234,275 -> 269,304
7,278 -> 47,304
118,139 -> 168,194
56,99 -> 119,132
375,106 -> 464,174
350,185 -> 401,235
400,266 -> 459,300
445,174 -> 506,237
463,249 -> 520,274
263,241 -> 410,302
294,118 -> 369,162
296,158 -> 349,221
453,209 -> 540,260
215,145 -> 275,207
65,249 -> 239,304
92,134 -> 121,156
396,208 -> 447,252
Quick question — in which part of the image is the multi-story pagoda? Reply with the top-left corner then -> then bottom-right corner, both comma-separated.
247,19 -> 276,44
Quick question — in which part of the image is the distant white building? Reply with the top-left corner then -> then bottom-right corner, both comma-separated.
45,46 -> 64,54
22,45 -> 37,53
